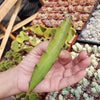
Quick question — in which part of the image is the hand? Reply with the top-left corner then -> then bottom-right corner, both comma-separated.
16,41 -> 91,93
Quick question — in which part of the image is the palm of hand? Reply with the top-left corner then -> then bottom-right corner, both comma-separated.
16,41 -> 91,93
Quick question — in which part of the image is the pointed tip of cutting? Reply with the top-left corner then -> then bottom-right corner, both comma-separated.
67,15 -> 72,20
63,17 -> 72,25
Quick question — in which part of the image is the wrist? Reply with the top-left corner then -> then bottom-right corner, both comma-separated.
9,67 -> 23,95
0,67 -> 22,99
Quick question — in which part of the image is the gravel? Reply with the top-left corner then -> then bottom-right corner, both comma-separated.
80,3 -> 100,43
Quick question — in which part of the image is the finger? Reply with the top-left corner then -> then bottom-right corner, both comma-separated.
64,57 -> 91,77
71,57 -> 91,74
65,50 -> 88,69
72,50 -> 87,66
58,50 -> 72,65
19,41 -> 49,72
59,70 -> 86,90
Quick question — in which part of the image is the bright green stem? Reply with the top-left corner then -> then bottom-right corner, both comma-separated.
23,95 -> 29,100
26,18 -> 72,96
23,93 -> 38,100
16,93 -> 26,99
29,93 -> 39,100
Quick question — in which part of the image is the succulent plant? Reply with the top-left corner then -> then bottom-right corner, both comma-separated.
86,66 -> 95,77
71,52 -> 78,60
61,87 -> 71,97
72,43 -> 83,52
49,91 -> 58,98
84,44 -> 92,53
97,46 -> 100,53
58,94 -> 64,100
79,78 -> 89,87
94,69 -> 100,80
70,87 -> 83,99
72,45 -> 77,51
91,59 -> 98,67
83,93 -> 88,99
48,96 -> 55,100
93,45 -> 98,54
91,82 -> 100,93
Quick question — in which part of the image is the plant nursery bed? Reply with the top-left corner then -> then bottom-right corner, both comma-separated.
31,0 -> 99,34
77,2 -> 100,45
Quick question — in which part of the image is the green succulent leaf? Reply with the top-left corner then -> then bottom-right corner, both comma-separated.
5,50 -> 13,59
0,60 -> 8,71
12,52 -> 22,63
63,43 -> 70,50
23,46 -> 33,53
23,27 -> 30,31
65,27 -> 76,42
30,25 -> 47,36
11,40 -> 20,52
29,35 -> 38,46
44,28 -> 56,38
5,61 -> 15,69
0,60 -> 5,71
38,25 -> 47,33
11,40 -> 26,52
16,93 -> 26,99
16,31 -> 30,43
29,93 -> 39,100
24,95 -> 29,100
25,18 -> 73,97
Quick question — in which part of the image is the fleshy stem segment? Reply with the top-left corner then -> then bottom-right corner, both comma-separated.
24,18 -> 72,100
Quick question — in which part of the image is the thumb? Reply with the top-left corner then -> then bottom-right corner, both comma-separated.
58,50 -> 72,65
30,40 -> 49,56
18,41 -> 49,71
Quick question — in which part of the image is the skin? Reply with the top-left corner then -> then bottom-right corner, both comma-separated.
0,41 -> 91,99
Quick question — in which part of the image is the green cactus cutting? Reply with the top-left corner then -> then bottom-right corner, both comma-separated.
23,18 -> 75,100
